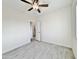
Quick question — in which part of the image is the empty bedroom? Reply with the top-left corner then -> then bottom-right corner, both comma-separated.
2,0 -> 77,59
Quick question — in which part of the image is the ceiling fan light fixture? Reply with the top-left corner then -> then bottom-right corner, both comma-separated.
33,3 -> 39,10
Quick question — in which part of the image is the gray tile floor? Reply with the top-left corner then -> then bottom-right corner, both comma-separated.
3,40 -> 75,59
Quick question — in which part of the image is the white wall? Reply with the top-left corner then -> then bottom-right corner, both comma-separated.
71,4 -> 77,58
2,7 -> 35,53
38,6 -> 73,48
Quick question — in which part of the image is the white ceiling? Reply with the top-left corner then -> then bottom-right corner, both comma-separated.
3,0 -> 76,15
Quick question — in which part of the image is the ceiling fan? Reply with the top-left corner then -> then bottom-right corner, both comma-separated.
21,0 -> 48,13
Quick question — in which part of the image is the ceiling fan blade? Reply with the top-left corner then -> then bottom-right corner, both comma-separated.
21,0 -> 32,5
33,0 -> 38,4
37,9 -> 41,13
28,7 -> 33,11
39,4 -> 48,7
36,0 -> 39,3
33,0 -> 36,4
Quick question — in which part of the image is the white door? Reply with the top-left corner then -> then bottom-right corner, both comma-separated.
36,21 -> 41,41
